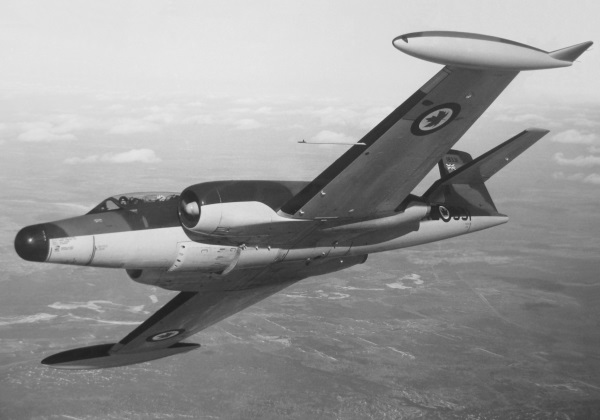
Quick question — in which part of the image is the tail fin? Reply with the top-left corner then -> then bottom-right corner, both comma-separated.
425,149 -> 499,216
423,128 -> 549,215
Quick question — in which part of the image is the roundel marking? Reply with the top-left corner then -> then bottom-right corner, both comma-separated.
439,205 -> 451,222
411,103 -> 461,136
146,329 -> 185,342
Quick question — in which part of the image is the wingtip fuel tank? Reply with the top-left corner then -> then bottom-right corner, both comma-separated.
393,31 -> 592,71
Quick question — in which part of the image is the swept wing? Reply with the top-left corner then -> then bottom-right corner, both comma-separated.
42,256 -> 367,369
280,66 -> 518,219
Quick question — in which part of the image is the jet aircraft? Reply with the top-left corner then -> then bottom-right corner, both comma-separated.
14,31 -> 592,369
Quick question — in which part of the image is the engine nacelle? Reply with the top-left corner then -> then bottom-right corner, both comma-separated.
181,200 -> 279,236
178,186 -> 308,244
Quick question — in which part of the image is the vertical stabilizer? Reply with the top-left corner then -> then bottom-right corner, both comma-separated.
439,150 -> 472,177
428,150 -> 498,215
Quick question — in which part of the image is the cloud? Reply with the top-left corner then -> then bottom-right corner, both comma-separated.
588,146 -> 600,154
551,129 -> 597,145
143,113 -> 175,124
553,153 -> 600,167
233,97 -> 262,106
18,127 -> 76,142
313,106 -> 359,126
552,172 -> 585,181
494,111 -> 564,128
311,130 -> 355,144
495,113 -> 551,124
583,173 -> 600,185
17,115 -> 92,142
108,119 -> 160,134
552,171 -> 600,185
65,149 -> 161,164
234,118 -> 263,130
255,106 -> 273,114
565,117 -> 600,128
106,103 -> 126,111
51,114 -> 91,133
106,149 -> 161,163
358,106 -> 394,130
141,104 -> 181,125
183,114 -> 214,125
64,155 -> 98,164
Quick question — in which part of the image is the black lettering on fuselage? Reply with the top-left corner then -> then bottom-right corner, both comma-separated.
431,205 -> 471,222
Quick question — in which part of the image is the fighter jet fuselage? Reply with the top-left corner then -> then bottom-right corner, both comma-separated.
15,181 -> 506,292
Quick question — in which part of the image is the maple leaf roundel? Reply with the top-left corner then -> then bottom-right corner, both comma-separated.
411,103 -> 461,136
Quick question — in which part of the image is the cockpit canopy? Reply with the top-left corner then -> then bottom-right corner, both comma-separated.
88,192 -> 179,214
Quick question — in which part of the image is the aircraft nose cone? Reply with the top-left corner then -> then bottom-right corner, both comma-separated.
14,224 -> 50,262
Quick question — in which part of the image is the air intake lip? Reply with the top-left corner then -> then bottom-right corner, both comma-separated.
178,190 -> 201,228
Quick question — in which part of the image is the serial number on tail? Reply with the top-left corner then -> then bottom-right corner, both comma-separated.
429,205 -> 471,222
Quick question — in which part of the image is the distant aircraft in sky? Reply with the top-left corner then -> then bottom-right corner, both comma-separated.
14,31 -> 592,369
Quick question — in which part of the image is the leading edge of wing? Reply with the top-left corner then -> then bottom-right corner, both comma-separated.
280,88 -> 427,216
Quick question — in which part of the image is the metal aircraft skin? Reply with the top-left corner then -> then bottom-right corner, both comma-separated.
14,31 -> 592,369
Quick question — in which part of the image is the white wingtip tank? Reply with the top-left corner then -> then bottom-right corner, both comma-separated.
393,31 -> 592,71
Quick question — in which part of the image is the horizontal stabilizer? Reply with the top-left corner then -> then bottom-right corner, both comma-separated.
429,128 -> 549,190
423,128 -> 548,214
41,342 -> 199,370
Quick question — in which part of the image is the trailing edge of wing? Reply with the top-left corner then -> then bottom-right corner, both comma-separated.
424,128 -> 549,199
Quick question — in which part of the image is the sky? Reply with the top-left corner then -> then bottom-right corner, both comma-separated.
0,0 -> 599,203
0,0 -> 598,101
1,3 -> 600,416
